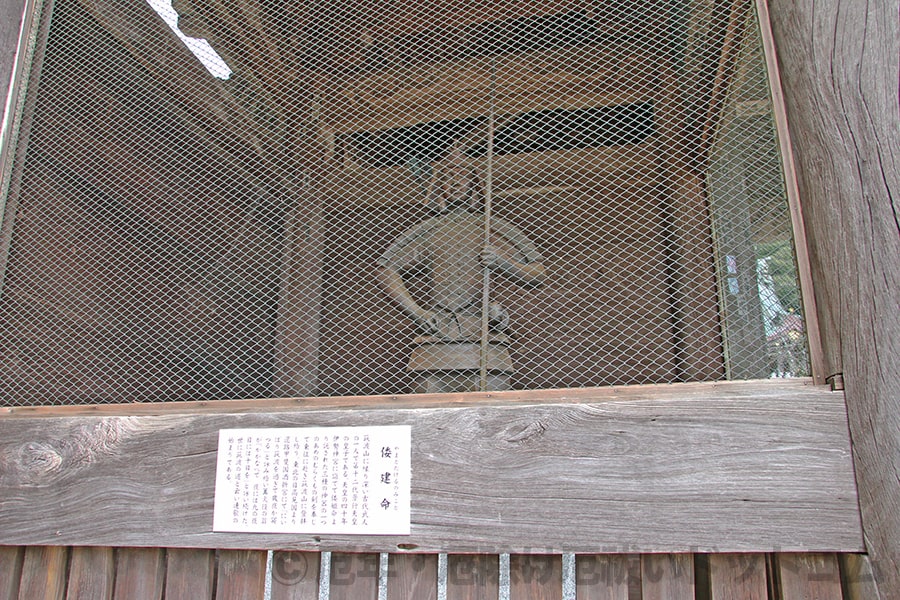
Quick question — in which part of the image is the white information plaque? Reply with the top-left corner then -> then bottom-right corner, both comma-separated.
213,425 -> 411,535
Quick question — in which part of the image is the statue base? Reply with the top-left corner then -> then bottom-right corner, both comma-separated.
408,335 -> 514,394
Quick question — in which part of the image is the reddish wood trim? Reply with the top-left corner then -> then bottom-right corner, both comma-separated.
387,554 -> 438,600
66,547 -> 115,600
17,546 -> 68,600
509,554 -> 562,600
0,377 -> 824,418
446,555 -> 499,600
165,549 -> 216,600
329,553 -> 379,600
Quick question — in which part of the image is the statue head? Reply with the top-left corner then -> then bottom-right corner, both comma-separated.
424,147 -> 485,214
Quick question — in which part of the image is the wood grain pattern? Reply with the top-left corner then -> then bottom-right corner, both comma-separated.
66,547 -> 114,600
386,553 -> 437,600
640,554 -> 693,600
0,381 -> 862,554
765,1 -> 900,597
777,553 -> 842,600
329,553 -> 379,600
165,549 -> 215,600
0,546 -> 24,600
446,554 -> 499,600
271,551 -> 321,600
574,555 -> 629,600
325,48 -> 658,134
509,554 -> 561,600
17,546 -> 67,600
113,548 -> 165,600
215,550 -> 267,600
709,553 -> 767,600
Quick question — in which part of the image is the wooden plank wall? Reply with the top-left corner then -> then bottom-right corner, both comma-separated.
0,548 -> 873,599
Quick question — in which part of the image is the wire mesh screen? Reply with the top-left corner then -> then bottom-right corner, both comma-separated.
0,0 -> 807,405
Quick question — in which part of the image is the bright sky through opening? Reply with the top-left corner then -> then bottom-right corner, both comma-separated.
146,0 -> 232,79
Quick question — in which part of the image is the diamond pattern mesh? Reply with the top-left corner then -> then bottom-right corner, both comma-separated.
0,0 -> 807,405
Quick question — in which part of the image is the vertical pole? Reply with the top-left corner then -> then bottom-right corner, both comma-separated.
479,58 -> 496,391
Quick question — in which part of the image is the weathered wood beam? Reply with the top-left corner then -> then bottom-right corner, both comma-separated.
66,547 -> 115,600
447,554 -> 499,600
641,554 -> 693,600
709,553 -> 768,600
0,546 -> 25,599
216,550 -> 268,600
17,547 -> 68,600
322,48 -> 656,134
330,553 -> 379,600
776,553 -> 842,600
575,554 -> 630,599
509,554 -> 562,600
763,0 -> 900,597
112,548 -> 166,600
0,380 -> 862,554
271,551 -> 321,600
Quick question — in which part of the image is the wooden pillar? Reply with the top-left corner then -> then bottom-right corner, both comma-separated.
651,3 -> 727,382
274,181 -> 324,397
763,0 -> 900,597
273,85 -> 331,398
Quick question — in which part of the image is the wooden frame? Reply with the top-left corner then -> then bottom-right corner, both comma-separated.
2,0 -> 897,595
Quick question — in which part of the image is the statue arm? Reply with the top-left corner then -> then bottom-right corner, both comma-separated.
481,247 -> 546,286
376,265 -> 439,332
485,218 -> 546,286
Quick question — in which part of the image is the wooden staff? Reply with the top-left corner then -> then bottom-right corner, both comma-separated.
479,58 -> 497,392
